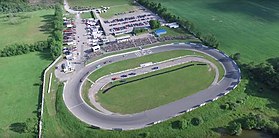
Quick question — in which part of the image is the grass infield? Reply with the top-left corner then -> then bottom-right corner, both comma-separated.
97,62 -> 215,114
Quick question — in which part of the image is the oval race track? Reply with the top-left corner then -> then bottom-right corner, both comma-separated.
63,43 -> 241,130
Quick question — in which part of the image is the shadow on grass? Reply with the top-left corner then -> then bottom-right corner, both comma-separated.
211,127 -> 228,136
207,0 -> 279,22
102,64 -> 195,94
9,123 -> 26,134
39,14 -> 54,35
239,60 -> 279,111
36,49 -> 53,61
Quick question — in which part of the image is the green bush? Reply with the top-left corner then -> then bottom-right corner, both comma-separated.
191,117 -> 204,126
227,121 -> 242,136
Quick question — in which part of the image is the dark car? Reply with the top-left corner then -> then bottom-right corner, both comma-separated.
151,67 -> 159,70
120,75 -> 127,78
128,72 -> 136,75
111,77 -> 118,80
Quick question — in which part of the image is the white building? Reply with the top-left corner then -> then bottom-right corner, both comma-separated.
166,22 -> 179,29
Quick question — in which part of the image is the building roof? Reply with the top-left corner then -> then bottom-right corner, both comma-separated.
155,29 -> 167,36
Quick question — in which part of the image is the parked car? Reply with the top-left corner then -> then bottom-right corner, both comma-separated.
151,67 -> 159,70
120,74 -> 127,78
128,72 -> 136,75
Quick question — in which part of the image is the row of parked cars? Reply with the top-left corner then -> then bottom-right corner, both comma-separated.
111,66 -> 159,81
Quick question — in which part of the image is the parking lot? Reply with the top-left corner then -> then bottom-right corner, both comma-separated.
98,6 -> 164,35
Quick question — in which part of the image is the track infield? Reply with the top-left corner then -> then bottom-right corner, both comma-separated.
96,62 -> 215,114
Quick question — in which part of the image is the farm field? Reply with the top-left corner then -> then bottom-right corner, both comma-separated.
97,62 -> 215,114
0,52 -> 51,137
0,9 -> 54,49
151,0 -> 279,63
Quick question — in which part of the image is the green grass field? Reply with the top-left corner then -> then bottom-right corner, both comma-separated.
67,0 -> 132,7
0,9 -> 54,49
0,52 -> 51,137
100,4 -> 137,19
80,12 -> 92,19
97,62 -> 214,114
151,0 -> 279,63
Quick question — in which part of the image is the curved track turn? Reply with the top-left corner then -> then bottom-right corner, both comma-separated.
63,43 -> 241,130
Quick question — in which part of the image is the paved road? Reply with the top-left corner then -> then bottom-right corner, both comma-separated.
88,56 -> 219,114
63,43 -> 241,130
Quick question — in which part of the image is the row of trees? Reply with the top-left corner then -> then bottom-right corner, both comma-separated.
0,0 -> 56,13
137,0 -> 220,48
49,4 -> 63,59
0,41 -> 48,57
227,113 -> 279,136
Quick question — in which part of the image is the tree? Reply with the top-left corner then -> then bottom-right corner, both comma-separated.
232,53 -> 241,61
191,117 -> 204,126
228,122 -> 242,136
149,20 -> 160,29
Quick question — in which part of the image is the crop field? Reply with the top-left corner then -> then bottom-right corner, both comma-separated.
0,9 -> 54,49
151,0 -> 279,63
0,52 -> 51,137
97,62 -> 215,114
67,0 -> 132,7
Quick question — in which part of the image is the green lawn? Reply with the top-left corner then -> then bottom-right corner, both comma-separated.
0,52 -> 51,137
97,62 -> 215,114
80,12 -> 93,19
67,0 -> 133,7
0,9 -> 54,49
151,0 -> 279,63
100,4 -> 137,19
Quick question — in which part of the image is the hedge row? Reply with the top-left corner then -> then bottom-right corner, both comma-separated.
0,41 -> 49,57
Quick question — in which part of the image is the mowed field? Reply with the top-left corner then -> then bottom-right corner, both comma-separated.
151,0 -> 279,63
97,62 -> 215,114
0,9 -> 53,49
67,0 -> 132,7
0,9 -> 53,137
0,52 -> 51,137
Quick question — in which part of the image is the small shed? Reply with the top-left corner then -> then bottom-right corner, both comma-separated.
154,29 -> 167,36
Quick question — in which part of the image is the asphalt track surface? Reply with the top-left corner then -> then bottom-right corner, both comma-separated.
63,43 -> 241,130
88,56 -> 220,114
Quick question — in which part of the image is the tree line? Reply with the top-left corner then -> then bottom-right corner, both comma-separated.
49,4 -> 63,59
228,113 -> 279,136
137,0 -> 220,48
0,4 -> 63,59
240,57 -> 279,91
0,0 -> 59,13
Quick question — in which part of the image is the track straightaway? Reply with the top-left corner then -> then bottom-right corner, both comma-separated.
63,43 -> 241,130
